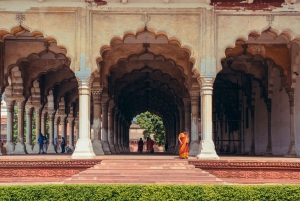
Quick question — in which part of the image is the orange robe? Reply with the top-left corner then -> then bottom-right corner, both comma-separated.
178,133 -> 189,159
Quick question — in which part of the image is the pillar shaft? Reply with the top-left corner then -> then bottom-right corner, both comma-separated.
189,92 -> 199,156
91,90 -> 104,155
197,77 -> 219,159
264,99 -> 273,156
5,102 -> 14,154
25,107 -> 33,153
286,90 -> 296,156
14,100 -> 27,154
71,75 -> 95,159
47,113 -> 56,153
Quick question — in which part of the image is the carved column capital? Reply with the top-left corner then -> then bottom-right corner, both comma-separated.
92,89 -> 102,103
25,106 -> 33,116
76,76 -> 94,95
200,77 -> 215,96
16,99 -> 25,108
189,91 -> 199,106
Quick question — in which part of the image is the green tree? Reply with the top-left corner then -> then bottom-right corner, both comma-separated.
136,111 -> 165,146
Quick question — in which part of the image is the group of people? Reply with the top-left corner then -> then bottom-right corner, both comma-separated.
137,137 -> 154,153
136,130 -> 189,159
38,133 -> 66,154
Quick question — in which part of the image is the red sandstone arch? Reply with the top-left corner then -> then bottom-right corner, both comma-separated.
0,25 -> 71,63
97,29 -> 198,78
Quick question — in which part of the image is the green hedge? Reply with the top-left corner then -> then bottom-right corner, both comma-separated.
0,184 -> 299,201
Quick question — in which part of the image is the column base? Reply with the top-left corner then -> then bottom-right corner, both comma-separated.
174,145 -> 179,154
109,143 -> 117,154
248,151 -> 256,156
264,148 -> 273,156
32,143 -> 40,154
92,140 -> 104,155
285,143 -> 297,157
189,141 -> 199,156
114,145 -> 120,153
119,145 -> 124,153
14,142 -> 27,154
5,142 -> 14,155
71,139 -> 96,159
47,144 -> 57,154
26,144 -> 33,154
196,140 -> 219,159
101,141 -> 111,154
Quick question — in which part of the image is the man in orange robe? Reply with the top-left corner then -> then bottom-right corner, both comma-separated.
178,130 -> 189,159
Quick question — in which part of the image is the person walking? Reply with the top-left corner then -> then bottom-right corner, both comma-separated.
61,137 -> 66,153
137,138 -> 144,153
178,130 -> 189,159
43,135 -> 48,154
38,133 -> 45,154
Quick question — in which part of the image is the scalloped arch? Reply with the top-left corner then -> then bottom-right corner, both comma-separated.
107,51 -> 189,89
97,28 -> 195,66
219,26 -> 300,74
0,25 -> 73,66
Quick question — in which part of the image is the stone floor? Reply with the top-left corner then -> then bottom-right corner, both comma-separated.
0,152 -> 300,185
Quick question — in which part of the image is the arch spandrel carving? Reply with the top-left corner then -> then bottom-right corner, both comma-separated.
0,25 -> 73,71
217,17 -> 300,72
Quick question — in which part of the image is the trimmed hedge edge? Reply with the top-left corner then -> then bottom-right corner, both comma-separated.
0,184 -> 299,201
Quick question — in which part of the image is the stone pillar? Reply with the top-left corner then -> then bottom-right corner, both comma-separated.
183,98 -> 191,137
101,95 -> 111,154
25,106 -> 33,154
68,118 -> 74,150
114,110 -> 120,153
286,90 -> 297,157
91,90 -> 104,155
264,99 -> 273,156
41,112 -> 46,137
248,107 -> 256,155
74,115 -> 79,143
120,118 -> 125,152
189,92 -> 199,156
108,101 -> 116,154
179,108 -> 185,133
54,116 -> 59,152
71,75 -> 95,159
32,107 -> 41,153
174,114 -> 180,153
5,102 -> 14,154
118,115 -> 123,152
60,116 -> 67,140
197,77 -> 219,159
14,100 -> 27,154
47,113 -> 56,153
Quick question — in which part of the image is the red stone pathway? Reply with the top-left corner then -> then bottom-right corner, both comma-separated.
0,153 -> 299,185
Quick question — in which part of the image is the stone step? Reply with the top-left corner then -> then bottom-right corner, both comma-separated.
64,178 -> 224,184
79,171 -> 210,176
70,175 -> 214,180
93,165 -> 195,170
63,159 -> 224,184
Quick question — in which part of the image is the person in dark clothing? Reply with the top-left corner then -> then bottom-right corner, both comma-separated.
165,141 -> 169,152
61,137 -> 66,153
137,138 -> 144,153
38,133 -> 45,154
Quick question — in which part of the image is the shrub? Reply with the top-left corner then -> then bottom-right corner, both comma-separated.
0,184 -> 299,201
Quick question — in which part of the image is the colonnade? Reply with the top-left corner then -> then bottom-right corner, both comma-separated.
72,74 -> 219,159
3,97 -> 78,155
